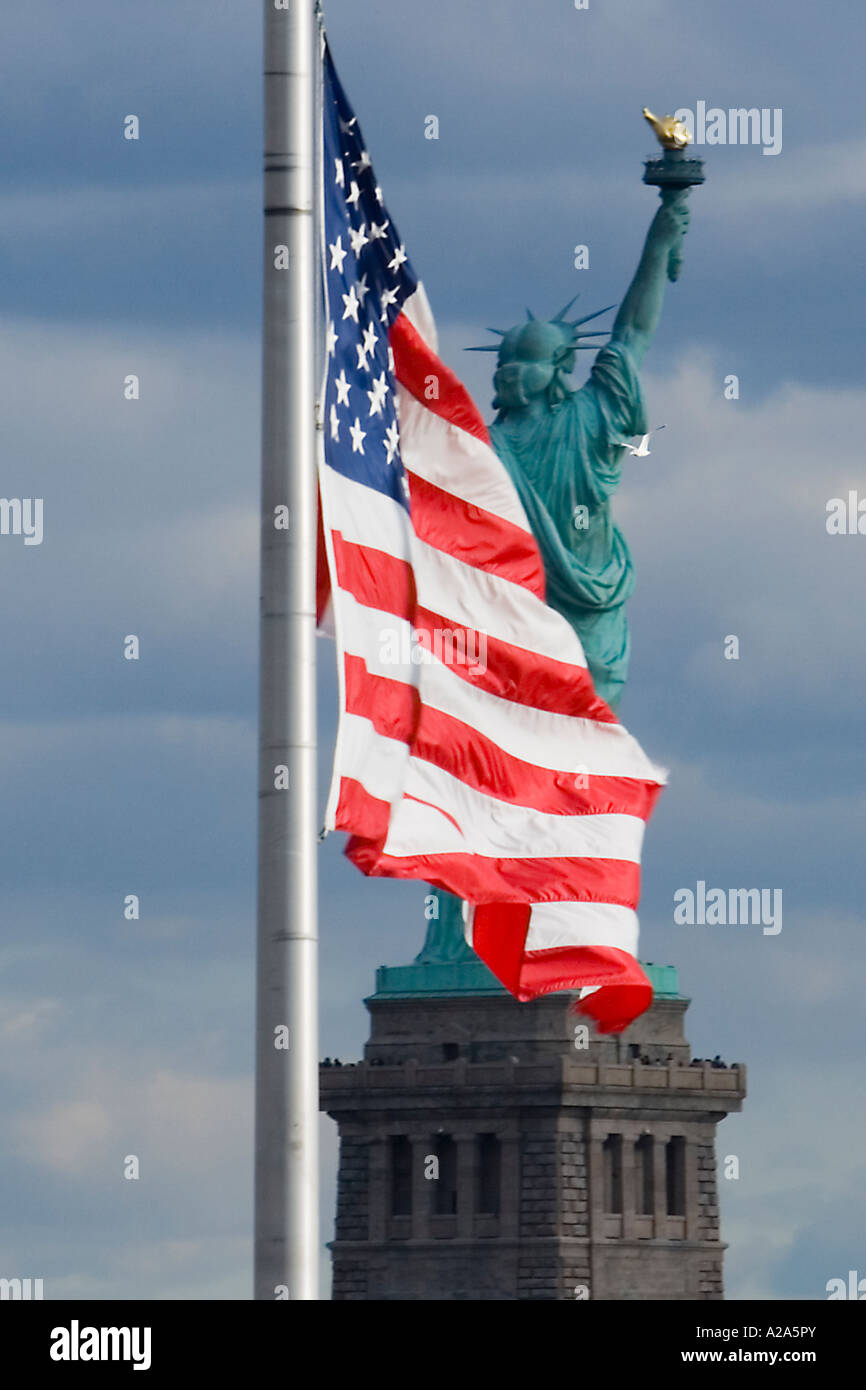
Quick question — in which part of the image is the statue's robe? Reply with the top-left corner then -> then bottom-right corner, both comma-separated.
488,338 -> 647,712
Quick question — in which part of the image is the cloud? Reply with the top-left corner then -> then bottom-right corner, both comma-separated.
0,998 -> 60,1038
17,1100 -> 113,1176
0,971 -> 334,1297
0,179 -> 256,243
711,136 -> 866,211
608,352 -> 866,727
722,1060 -> 866,1300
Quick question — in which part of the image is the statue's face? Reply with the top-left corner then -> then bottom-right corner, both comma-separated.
493,361 -> 547,408
498,321 -> 565,368
493,321 -> 576,413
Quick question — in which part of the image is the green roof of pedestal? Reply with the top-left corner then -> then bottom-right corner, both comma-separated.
371,959 -> 680,1000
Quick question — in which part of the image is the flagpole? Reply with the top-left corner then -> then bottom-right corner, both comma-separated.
255,0 -> 319,1300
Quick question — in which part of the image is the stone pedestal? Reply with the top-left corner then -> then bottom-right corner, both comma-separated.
320,968 -> 745,1300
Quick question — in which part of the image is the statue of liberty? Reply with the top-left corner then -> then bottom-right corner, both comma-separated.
416,113 -> 696,964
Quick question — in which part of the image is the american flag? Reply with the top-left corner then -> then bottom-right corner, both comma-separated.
317,40 -> 665,1032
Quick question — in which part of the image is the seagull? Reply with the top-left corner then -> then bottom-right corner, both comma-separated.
616,425 -> 666,457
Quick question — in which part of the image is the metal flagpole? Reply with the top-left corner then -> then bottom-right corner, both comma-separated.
254,0 -> 319,1300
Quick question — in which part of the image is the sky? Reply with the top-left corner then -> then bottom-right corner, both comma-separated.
0,0 -> 864,1302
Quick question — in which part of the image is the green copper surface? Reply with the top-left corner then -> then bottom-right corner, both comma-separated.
372,956 -> 680,1001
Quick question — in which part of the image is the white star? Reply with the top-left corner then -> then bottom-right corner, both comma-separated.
374,185 -> 384,205
329,236 -> 348,273
362,322 -> 379,359
348,222 -> 369,256
384,421 -> 400,464
353,150 -> 372,173
334,369 -> 351,407
329,403 -> 340,441
379,285 -> 399,322
388,244 -> 407,273
334,158 -> 345,189
346,181 -> 362,207
339,115 -> 357,135
355,273 -> 371,308
369,219 -> 390,241
349,417 -> 367,454
356,341 -> 371,372
387,345 -> 395,373
367,372 -> 389,417
341,284 -> 360,322
326,320 -> 338,357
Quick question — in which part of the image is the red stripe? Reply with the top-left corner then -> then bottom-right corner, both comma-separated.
412,702 -> 659,819
344,842 -> 641,908
406,469 -> 545,600
413,605 -> 617,722
343,659 -> 656,819
574,976 -> 654,1033
316,488 -> 331,624
470,907 -> 652,1029
334,777 -> 391,841
403,792 -> 463,834
330,530 -> 414,619
391,313 -> 490,445
344,653 -> 419,743
469,902 -> 530,996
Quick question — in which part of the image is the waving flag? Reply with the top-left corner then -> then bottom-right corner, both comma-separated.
317,41 -> 666,1032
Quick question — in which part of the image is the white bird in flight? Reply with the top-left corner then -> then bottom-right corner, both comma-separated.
617,425 -> 666,457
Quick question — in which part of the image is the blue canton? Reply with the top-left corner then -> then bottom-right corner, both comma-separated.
322,45 -> 419,511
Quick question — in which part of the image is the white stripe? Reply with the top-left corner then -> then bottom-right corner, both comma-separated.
417,652 -> 665,781
385,759 -> 647,862
402,284 -> 438,354
337,593 -> 417,677
334,591 -> 422,683
324,469 -> 410,563
463,902 -> 474,948
338,712 -> 412,807
411,534 -> 588,669
397,384 -> 534,537
524,901 -> 639,956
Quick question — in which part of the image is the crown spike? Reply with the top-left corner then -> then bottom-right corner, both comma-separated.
553,294 -> 580,322
568,304 -> 617,329
465,345 -> 502,352
525,308 -> 535,320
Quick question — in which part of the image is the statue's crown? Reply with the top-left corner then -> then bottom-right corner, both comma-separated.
466,296 -> 615,365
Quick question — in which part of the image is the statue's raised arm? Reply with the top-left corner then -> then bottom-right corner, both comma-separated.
611,106 -> 700,363
610,187 -> 690,366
